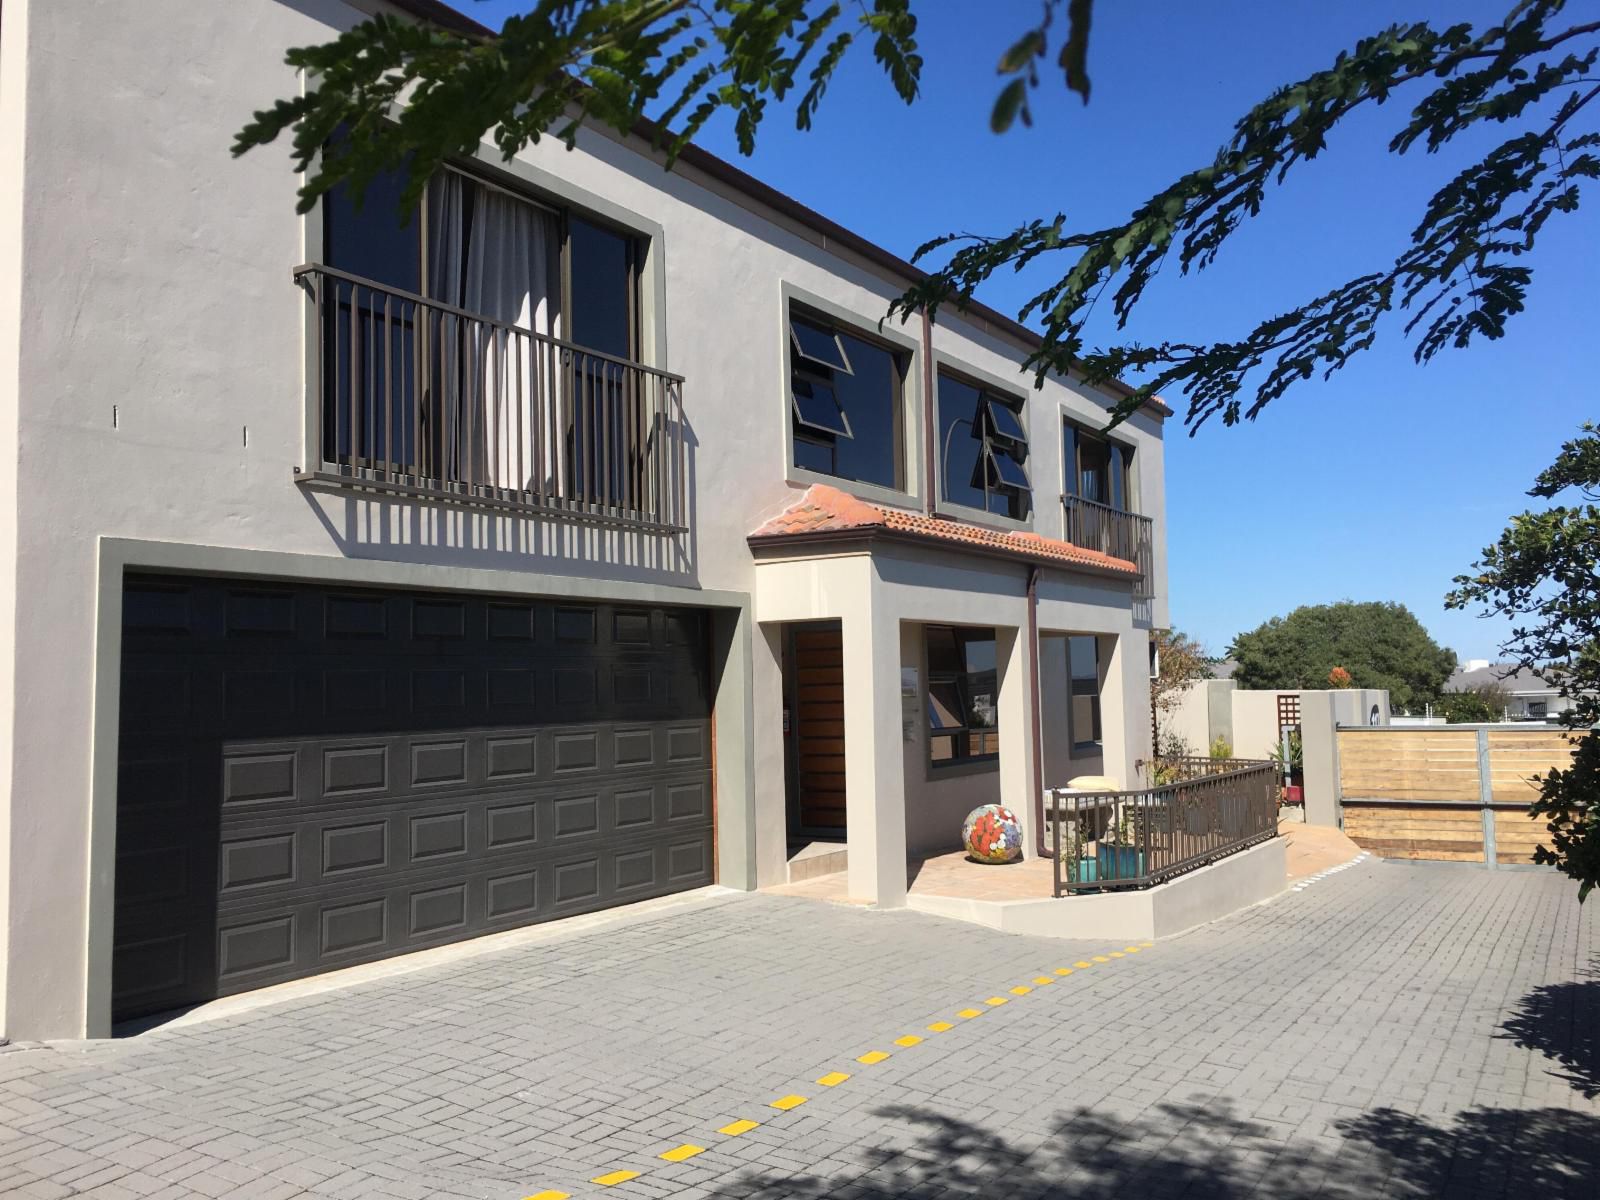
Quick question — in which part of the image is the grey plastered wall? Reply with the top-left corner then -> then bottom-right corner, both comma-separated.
1300,689 -> 1390,828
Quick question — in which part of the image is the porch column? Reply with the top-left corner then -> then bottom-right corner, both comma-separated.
841,582 -> 907,907
996,625 -> 1042,860
1098,632 -> 1135,790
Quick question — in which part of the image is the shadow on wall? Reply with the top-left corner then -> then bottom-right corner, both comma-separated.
1499,966 -> 1600,1100
301,422 -> 701,586
721,1099 -> 1599,1199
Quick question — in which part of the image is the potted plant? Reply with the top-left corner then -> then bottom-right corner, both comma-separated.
1094,807 -> 1144,881
1271,729 -> 1305,805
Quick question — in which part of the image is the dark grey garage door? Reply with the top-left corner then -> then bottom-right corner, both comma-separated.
113,574 -> 715,1022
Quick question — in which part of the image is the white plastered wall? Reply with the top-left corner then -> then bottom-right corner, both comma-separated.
3,0 -> 1167,1036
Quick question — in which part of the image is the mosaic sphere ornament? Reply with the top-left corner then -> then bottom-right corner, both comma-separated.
962,804 -> 1024,864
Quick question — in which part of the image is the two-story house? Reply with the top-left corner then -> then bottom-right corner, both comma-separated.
0,0 -> 1168,1040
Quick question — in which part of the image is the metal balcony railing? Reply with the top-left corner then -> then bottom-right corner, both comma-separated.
1049,762 -> 1279,894
295,264 -> 688,533
1062,493 -> 1154,595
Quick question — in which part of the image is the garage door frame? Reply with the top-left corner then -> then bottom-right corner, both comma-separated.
87,538 -> 756,1037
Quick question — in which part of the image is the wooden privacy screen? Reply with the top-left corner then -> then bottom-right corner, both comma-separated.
1336,726 -> 1579,865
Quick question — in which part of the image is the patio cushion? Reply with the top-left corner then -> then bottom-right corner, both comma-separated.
1065,774 -> 1122,792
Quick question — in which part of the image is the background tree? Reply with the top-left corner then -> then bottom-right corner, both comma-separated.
1150,628 -> 1212,757
233,0 -> 1600,431
1228,601 -> 1456,711
1447,422 -> 1599,899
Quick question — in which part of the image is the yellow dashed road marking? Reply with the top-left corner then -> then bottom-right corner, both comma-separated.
1009,985 -> 1032,996
770,1094 -> 808,1111
591,1170 -> 639,1187
1124,946 -> 1142,953
1092,955 -> 1111,963
1032,976 -> 1055,986
1055,967 -> 1074,976
525,1192 -> 570,1200
817,1072 -> 850,1087
927,1021 -> 954,1033
1109,952 -> 1125,958
985,996 -> 1009,1007
957,1007 -> 983,1019
719,1119 -> 760,1137
659,1144 -> 705,1163
893,1035 -> 923,1048
856,1050 -> 891,1065
1075,960 -> 1093,968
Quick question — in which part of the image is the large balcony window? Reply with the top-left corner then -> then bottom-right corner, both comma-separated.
937,371 -> 1031,520
299,160 -> 685,532
1062,419 -> 1152,591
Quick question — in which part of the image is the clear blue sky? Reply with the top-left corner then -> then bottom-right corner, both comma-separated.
465,0 -> 1595,661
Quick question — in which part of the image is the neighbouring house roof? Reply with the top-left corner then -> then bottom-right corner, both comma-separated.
1446,663 -> 1562,697
380,0 -> 1171,421
747,484 -> 1142,577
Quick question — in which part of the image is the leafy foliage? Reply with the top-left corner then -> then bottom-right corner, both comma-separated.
888,0 -> 1600,431
1228,600 -> 1456,711
1436,683 -> 1511,723
1447,422 -> 1600,898
231,0 -> 924,215
1150,627 -> 1212,715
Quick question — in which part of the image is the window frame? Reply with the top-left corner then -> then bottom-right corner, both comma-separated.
1062,418 -> 1137,514
932,357 -> 1034,528
1068,634 -> 1103,752
925,625 -> 1001,771
781,284 -> 921,505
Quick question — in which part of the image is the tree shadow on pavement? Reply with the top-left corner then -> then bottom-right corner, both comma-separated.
1497,967 -> 1599,1099
718,1100 -> 1600,1199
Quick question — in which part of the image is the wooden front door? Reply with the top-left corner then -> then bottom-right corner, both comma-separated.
789,622 -> 846,834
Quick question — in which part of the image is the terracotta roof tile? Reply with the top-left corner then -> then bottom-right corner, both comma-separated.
749,484 -> 1141,577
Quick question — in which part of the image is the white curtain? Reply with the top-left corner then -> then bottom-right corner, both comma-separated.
428,173 -> 560,491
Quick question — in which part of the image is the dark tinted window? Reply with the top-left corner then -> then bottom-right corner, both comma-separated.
1065,423 -> 1134,511
927,626 -> 999,766
791,319 -> 851,372
937,373 -> 1028,519
1070,635 -> 1102,748
323,164 -> 420,293
569,217 -> 635,358
790,311 -> 905,490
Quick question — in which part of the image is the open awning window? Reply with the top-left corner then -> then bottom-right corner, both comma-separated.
791,373 -> 853,439
790,317 -> 854,374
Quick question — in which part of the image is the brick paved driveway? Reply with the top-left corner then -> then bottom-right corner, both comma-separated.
2,858 -> 1596,1199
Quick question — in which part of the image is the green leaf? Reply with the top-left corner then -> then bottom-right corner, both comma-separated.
991,77 -> 1027,132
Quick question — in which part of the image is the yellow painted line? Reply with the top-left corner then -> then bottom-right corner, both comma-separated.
1124,946 -> 1142,953
985,996 -> 1009,1007
1055,967 -> 1074,976
1075,960 -> 1093,968
893,1034 -> 923,1048
1109,952 -> 1125,959
1141,941 -> 1154,947
719,1119 -> 760,1137
856,1050 -> 891,1065
1092,956 -> 1111,963
770,1094 -> 808,1111
1032,976 -> 1055,986
817,1071 -> 851,1087
591,1170 -> 639,1187
525,1192 -> 570,1200
957,1007 -> 984,1019
927,1021 -> 954,1033
1009,985 -> 1032,996
659,1144 -> 705,1163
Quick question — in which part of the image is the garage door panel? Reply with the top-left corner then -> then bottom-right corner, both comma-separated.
116,574 -> 715,1021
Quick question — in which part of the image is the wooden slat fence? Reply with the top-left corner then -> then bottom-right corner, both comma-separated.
1336,725 -> 1580,865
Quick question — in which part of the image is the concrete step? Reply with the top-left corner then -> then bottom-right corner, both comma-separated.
786,840 -> 847,884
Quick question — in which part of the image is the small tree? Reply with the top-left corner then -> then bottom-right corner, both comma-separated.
1447,422 -> 1600,899
1436,684 -> 1511,724
1327,666 -> 1353,689
1150,628 -> 1211,753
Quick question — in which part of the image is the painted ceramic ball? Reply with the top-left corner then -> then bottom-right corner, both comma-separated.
962,804 -> 1024,864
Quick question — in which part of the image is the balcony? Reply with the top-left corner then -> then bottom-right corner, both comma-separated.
1062,493 -> 1154,596
295,264 -> 688,534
